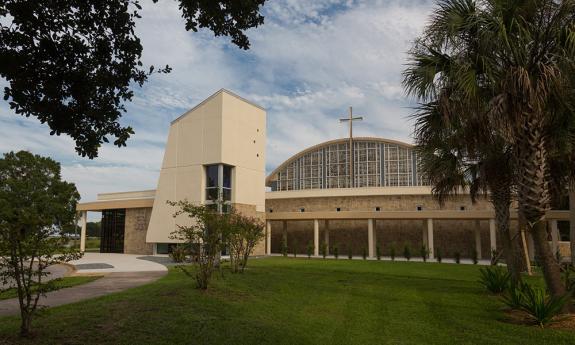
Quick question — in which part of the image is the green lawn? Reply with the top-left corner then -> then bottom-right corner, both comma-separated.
68,237 -> 100,252
0,258 -> 572,344
0,276 -> 102,301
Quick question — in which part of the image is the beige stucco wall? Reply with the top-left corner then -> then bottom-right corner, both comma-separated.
265,194 -> 503,258
125,207 -> 154,255
147,90 -> 266,244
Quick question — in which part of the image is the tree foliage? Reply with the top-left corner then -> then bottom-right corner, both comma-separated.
0,151 -> 82,337
403,0 -> 575,301
226,210 -> 265,273
0,0 -> 266,158
168,200 -> 227,290
168,200 -> 265,286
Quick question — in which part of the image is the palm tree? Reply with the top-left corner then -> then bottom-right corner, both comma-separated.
413,101 -> 525,283
403,0 -> 575,298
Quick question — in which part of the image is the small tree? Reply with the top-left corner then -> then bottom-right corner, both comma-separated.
362,247 -> 367,260
306,242 -> 314,259
471,248 -> 479,265
436,248 -> 442,263
420,246 -> 429,263
226,210 -> 265,273
454,251 -> 461,264
281,236 -> 288,257
347,244 -> 353,260
320,242 -> 327,259
293,239 -> 298,258
333,244 -> 339,259
168,200 -> 228,290
376,245 -> 382,260
0,151 -> 82,337
390,243 -> 396,262
404,244 -> 411,261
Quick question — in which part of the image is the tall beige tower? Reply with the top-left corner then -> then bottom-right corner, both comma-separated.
146,89 -> 266,250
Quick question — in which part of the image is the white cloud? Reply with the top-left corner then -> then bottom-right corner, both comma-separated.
0,0 -> 435,204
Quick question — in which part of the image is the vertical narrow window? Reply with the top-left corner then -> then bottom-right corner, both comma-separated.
205,165 -> 219,202
222,165 -> 232,201
205,164 -> 233,213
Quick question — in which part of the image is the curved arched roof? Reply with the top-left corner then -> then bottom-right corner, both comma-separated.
265,137 -> 414,186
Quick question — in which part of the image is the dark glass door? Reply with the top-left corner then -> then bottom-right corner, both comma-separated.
100,209 -> 126,253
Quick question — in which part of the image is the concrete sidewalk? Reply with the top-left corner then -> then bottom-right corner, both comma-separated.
70,253 -> 169,273
0,270 -> 167,317
0,264 -> 73,290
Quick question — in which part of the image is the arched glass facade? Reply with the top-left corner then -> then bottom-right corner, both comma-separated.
268,139 -> 426,191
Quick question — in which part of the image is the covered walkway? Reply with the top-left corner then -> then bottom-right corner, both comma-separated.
265,210 -> 571,260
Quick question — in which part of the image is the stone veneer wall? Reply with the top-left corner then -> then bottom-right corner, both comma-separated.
266,194 -> 511,259
233,203 -> 267,256
124,207 -> 154,255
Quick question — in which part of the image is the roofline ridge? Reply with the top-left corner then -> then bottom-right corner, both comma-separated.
170,88 -> 265,125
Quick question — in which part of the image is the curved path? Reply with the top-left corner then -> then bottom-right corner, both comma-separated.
0,254 -> 169,317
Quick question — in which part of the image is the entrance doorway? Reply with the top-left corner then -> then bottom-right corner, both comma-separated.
100,209 -> 126,253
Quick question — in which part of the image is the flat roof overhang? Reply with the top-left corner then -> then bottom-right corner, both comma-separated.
77,198 -> 154,211
265,210 -> 570,221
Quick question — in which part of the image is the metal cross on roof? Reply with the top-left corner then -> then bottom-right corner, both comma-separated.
339,106 -> 363,187
339,106 -> 363,140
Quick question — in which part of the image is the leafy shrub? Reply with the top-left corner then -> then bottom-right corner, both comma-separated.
306,242 -> 313,259
376,245 -> 382,260
333,244 -> 339,259
436,248 -> 442,263
347,245 -> 353,260
403,244 -> 411,261
170,246 -> 187,263
390,243 -> 396,262
420,246 -> 428,263
454,251 -> 461,264
362,247 -> 367,260
561,263 -> 575,294
293,239 -> 298,258
479,266 -> 510,294
471,248 -> 478,265
519,283 -> 570,328
502,282 -> 528,310
555,250 -> 562,264
490,249 -> 500,265
320,242 -> 327,259
281,237 -> 288,257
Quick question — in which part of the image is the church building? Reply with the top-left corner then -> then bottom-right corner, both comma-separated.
77,89 -> 570,260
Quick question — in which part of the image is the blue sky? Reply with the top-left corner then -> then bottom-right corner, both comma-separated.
0,0 -> 434,205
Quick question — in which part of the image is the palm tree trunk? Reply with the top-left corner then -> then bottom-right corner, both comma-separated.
516,122 -> 566,299
570,179 -> 575,266
490,183 -> 522,284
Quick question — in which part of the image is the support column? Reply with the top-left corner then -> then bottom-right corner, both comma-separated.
324,220 -> 330,255
281,220 -> 288,255
80,211 -> 87,253
368,219 -> 375,258
474,220 -> 482,260
266,220 -> 272,255
489,218 -> 497,255
314,219 -> 319,257
549,219 -> 559,256
422,220 -> 428,248
427,218 -> 434,259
